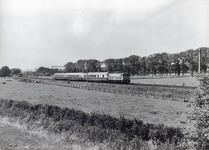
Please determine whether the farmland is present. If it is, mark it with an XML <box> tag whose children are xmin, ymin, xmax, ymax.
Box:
<box><xmin>0</xmin><ymin>77</ymin><xmax>198</xmax><ymax>149</ymax></box>
<box><xmin>131</xmin><ymin>76</ymin><xmax>200</xmax><ymax>87</ymax></box>
<box><xmin>0</xmin><ymin>77</ymin><xmax>196</xmax><ymax>127</ymax></box>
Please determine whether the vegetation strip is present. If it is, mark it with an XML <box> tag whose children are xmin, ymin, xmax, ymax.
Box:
<box><xmin>0</xmin><ymin>99</ymin><xmax>184</xmax><ymax>149</ymax></box>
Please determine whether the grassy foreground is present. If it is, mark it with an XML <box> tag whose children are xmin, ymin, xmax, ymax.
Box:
<box><xmin>0</xmin><ymin>99</ymin><xmax>187</xmax><ymax>150</ymax></box>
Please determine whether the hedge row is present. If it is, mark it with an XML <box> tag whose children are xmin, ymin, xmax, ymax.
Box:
<box><xmin>0</xmin><ymin>99</ymin><xmax>184</xmax><ymax>149</ymax></box>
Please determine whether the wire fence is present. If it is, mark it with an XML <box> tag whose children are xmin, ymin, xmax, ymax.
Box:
<box><xmin>40</xmin><ymin>81</ymin><xmax>190</xmax><ymax>102</ymax></box>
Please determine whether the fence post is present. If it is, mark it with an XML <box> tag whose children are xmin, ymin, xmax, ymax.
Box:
<box><xmin>154</xmin><ymin>92</ymin><xmax>155</xmax><ymax>99</ymax></box>
<box><xmin>163</xmin><ymin>94</ymin><xmax>164</xmax><ymax>100</ymax></box>
<box><xmin>172</xmin><ymin>94</ymin><xmax>173</xmax><ymax>100</ymax></box>
<box><xmin>132</xmin><ymin>90</ymin><xmax>134</xmax><ymax>96</ymax></box>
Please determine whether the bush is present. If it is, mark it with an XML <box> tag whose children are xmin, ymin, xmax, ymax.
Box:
<box><xmin>0</xmin><ymin>99</ymin><xmax>184</xmax><ymax>149</ymax></box>
<box><xmin>189</xmin><ymin>77</ymin><xmax>209</xmax><ymax>149</ymax></box>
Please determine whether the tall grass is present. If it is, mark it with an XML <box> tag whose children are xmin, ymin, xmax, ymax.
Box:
<box><xmin>0</xmin><ymin>99</ymin><xmax>184</xmax><ymax>149</ymax></box>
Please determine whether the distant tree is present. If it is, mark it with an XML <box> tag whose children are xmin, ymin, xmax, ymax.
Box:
<box><xmin>104</xmin><ymin>59</ymin><xmax>114</xmax><ymax>72</ymax></box>
<box><xmin>139</xmin><ymin>57</ymin><xmax>146</xmax><ymax>76</ymax></box>
<box><xmin>0</xmin><ymin>66</ymin><xmax>11</xmax><ymax>77</ymax></box>
<box><xmin>51</xmin><ymin>68</ymin><xmax>59</xmax><ymax>74</ymax></box>
<box><xmin>36</xmin><ymin>67</ymin><xmax>51</xmax><ymax>75</ymax></box>
<box><xmin>200</xmin><ymin>48</ymin><xmax>209</xmax><ymax>73</ymax></box>
<box><xmin>77</xmin><ymin>60</ymin><xmax>86</xmax><ymax>72</ymax></box>
<box><xmin>87</xmin><ymin>59</ymin><xmax>100</xmax><ymax>72</ymax></box>
<box><xmin>64</xmin><ymin>62</ymin><xmax>77</xmax><ymax>72</ymax></box>
<box><xmin>113</xmin><ymin>59</ymin><xmax>124</xmax><ymax>72</ymax></box>
<box><xmin>50</xmin><ymin>47</ymin><xmax>209</xmax><ymax>76</ymax></box>
<box><xmin>10</xmin><ymin>68</ymin><xmax>21</xmax><ymax>76</ymax></box>
<box><xmin>123</xmin><ymin>57</ymin><xmax>131</xmax><ymax>74</ymax></box>
<box><xmin>126</xmin><ymin>55</ymin><xmax>141</xmax><ymax>75</ymax></box>
<box><xmin>176</xmin><ymin>60</ymin><xmax>181</xmax><ymax>76</ymax></box>
<box><xmin>146</xmin><ymin>55</ymin><xmax>156</xmax><ymax>75</ymax></box>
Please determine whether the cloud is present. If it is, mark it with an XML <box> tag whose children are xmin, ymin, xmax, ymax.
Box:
<box><xmin>0</xmin><ymin>0</ymin><xmax>208</xmax><ymax>70</ymax></box>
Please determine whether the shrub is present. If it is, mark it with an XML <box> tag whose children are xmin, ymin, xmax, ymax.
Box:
<box><xmin>0</xmin><ymin>99</ymin><xmax>184</xmax><ymax>149</ymax></box>
<box><xmin>189</xmin><ymin>76</ymin><xmax>209</xmax><ymax>149</ymax></box>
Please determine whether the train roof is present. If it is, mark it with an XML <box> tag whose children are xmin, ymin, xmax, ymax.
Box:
<box><xmin>66</xmin><ymin>72</ymin><xmax>84</xmax><ymax>75</ymax></box>
<box><xmin>54</xmin><ymin>73</ymin><xmax>67</xmax><ymax>75</ymax></box>
<box><xmin>87</xmin><ymin>72</ymin><xmax>108</xmax><ymax>75</ymax></box>
<box><xmin>109</xmin><ymin>72</ymin><xmax>129</xmax><ymax>75</ymax></box>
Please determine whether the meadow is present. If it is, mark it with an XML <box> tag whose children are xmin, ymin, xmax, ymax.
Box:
<box><xmin>130</xmin><ymin>76</ymin><xmax>200</xmax><ymax>87</ymax></box>
<box><xmin>0</xmin><ymin>77</ymin><xmax>198</xmax><ymax>149</ymax></box>
<box><xmin>0</xmin><ymin>77</ymin><xmax>195</xmax><ymax>127</ymax></box>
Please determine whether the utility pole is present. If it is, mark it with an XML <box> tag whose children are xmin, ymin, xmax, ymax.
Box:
<box><xmin>198</xmin><ymin>49</ymin><xmax>201</xmax><ymax>75</ymax></box>
<box><xmin>84</xmin><ymin>62</ymin><xmax>88</xmax><ymax>82</ymax></box>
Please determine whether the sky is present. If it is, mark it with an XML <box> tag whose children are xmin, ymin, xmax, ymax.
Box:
<box><xmin>0</xmin><ymin>0</ymin><xmax>209</xmax><ymax>70</ymax></box>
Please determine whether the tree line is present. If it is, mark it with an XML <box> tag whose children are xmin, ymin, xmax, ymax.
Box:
<box><xmin>0</xmin><ymin>66</ymin><xmax>21</xmax><ymax>77</ymax></box>
<box><xmin>63</xmin><ymin>47</ymin><xmax>209</xmax><ymax>76</ymax></box>
<box><xmin>0</xmin><ymin>47</ymin><xmax>208</xmax><ymax>77</ymax></box>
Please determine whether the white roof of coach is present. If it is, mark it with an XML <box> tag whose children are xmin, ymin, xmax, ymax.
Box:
<box><xmin>87</xmin><ymin>72</ymin><xmax>108</xmax><ymax>75</ymax></box>
<box><xmin>54</xmin><ymin>73</ymin><xmax>67</xmax><ymax>76</ymax></box>
<box><xmin>66</xmin><ymin>72</ymin><xmax>84</xmax><ymax>76</ymax></box>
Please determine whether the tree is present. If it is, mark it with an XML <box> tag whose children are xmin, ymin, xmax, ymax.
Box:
<box><xmin>146</xmin><ymin>55</ymin><xmax>156</xmax><ymax>76</ymax></box>
<box><xmin>77</xmin><ymin>60</ymin><xmax>86</xmax><ymax>72</ymax></box>
<box><xmin>126</xmin><ymin>55</ymin><xmax>141</xmax><ymax>75</ymax></box>
<box><xmin>36</xmin><ymin>67</ymin><xmax>51</xmax><ymax>75</ymax></box>
<box><xmin>104</xmin><ymin>59</ymin><xmax>114</xmax><ymax>72</ymax></box>
<box><xmin>86</xmin><ymin>59</ymin><xmax>100</xmax><ymax>72</ymax></box>
<box><xmin>51</xmin><ymin>68</ymin><xmax>59</xmax><ymax>74</ymax></box>
<box><xmin>64</xmin><ymin>62</ymin><xmax>77</xmax><ymax>72</ymax></box>
<box><xmin>0</xmin><ymin>66</ymin><xmax>11</xmax><ymax>77</ymax></box>
<box><xmin>176</xmin><ymin>60</ymin><xmax>181</xmax><ymax>76</ymax></box>
<box><xmin>113</xmin><ymin>59</ymin><xmax>124</xmax><ymax>72</ymax></box>
<box><xmin>11</xmin><ymin>68</ymin><xmax>21</xmax><ymax>76</ymax></box>
<box><xmin>180</xmin><ymin>59</ymin><xmax>189</xmax><ymax>76</ymax></box>
<box><xmin>188</xmin><ymin>76</ymin><xmax>209</xmax><ymax>149</ymax></box>
<box><xmin>139</xmin><ymin>57</ymin><xmax>146</xmax><ymax>76</ymax></box>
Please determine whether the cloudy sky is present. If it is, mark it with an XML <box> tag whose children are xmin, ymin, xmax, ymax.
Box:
<box><xmin>0</xmin><ymin>0</ymin><xmax>209</xmax><ymax>70</ymax></box>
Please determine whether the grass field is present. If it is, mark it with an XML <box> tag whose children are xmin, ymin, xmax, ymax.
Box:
<box><xmin>0</xmin><ymin>77</ymin><xmax>200</xmax><ymax>149</ymax></box>
<box><xmin>0</xmin><ymin>77</ymin><xmax>194</xmax><ymax>128</ymax></box>
<box><xmin>131</xmin><ymin>76</ymin><xmax>200</xmax><ymax>87</ymax></box>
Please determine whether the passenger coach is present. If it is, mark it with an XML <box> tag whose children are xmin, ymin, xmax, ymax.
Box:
<box><xmin>84</xmin><ymin>72</ymin><xmax>108</xmax><ymax>82</ymax></box>
<box><xmin>108</xmin><ymin>72</ymin><xmax>130</xmax><ymax>83</ymax></box>
<box><xmin>66</xmin><ymin>73</ymin><xmax>84</xmax><ymax>81</ymax></box>
<box><xmin>54</xmin><ymin>73</ymin><xmax>67</xmax><ymax>80</ymax></box>
<box><xmin>53</xmin><ymin>72</ymin><xmax>130</xmax><ymax>83</ymax></box>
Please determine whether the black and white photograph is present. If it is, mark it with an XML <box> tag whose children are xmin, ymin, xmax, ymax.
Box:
<box><xmin>0</xmin><ymin>0</ymin><xmax>208</xmax><ymax>149</ymax></box>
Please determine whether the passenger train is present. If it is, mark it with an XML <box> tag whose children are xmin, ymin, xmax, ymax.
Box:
<box><xmin>53</xmin><ymin>72</ymin><xmax>130</xmax><ymax>83</ymax></box>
